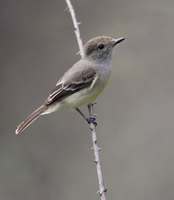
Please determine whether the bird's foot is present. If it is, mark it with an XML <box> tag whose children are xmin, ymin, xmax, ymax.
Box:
<box><xmin>87</xmin><ymin>117</ymin><xmax>97</xmax><ymax>126</ymax></box>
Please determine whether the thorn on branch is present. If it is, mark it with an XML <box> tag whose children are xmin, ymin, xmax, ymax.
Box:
<box><xmin>97</xmin><ymin>189</ymin><xmax>108</xmax><ymax>196</ymax></box>
<box><xmin>104</xmin><ymin>189</ymin><xmax>108</xmax><ymax>193</ymax></box>
<box><xmin>76</xmin><ymin>51</ymin><xmax>80</xmax><ymax>55</ymax></box>
<box><xmin>64</xmin><ymin>7</ymin><xmax>69</xmax><ymax>11</ymax></box>
<box><xmin>89</xmin><ymin>147</ymin><xmax>102</xmax><ymax>151</ymax></box>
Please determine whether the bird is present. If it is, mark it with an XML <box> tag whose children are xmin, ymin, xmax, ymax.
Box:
<box><xmin>15</xmin><ymin>36</ymin><xmax>124</xmax><ymax>134</ymax></box>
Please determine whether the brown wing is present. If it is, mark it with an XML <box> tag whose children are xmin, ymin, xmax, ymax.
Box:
<box><xmin>45</xmin><ymin>67</ymin><xmax>97</xmax><ymax>106</ymax></box>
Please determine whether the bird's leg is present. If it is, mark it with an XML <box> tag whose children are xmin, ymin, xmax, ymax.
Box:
<box><xmin>76</xmin><ymin>107</ymin><xmax>97</xmax><ymax>126</ymax></box>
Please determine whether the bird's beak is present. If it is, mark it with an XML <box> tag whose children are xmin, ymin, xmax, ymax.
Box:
<box><xmin>112</xmin><ymin>37</ymin><xmax>125</xmax><ymax>47</ymax></box>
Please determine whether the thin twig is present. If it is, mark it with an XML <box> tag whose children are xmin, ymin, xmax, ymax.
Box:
<box><xmin>88</xmin><ymin>103</ymin><xmax>107</xmax><ymax>200</ymax></box>
<box><xmin>65</xmin><ymin>1</ymin><xmax>107</xmax><ymax>199</ymax></box>
<box><xmin>65</xmin><ymin>0</ymin><xmax>85</xmax><ymax>58</ymax></box>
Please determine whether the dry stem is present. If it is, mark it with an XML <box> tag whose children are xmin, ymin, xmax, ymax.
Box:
<box><xmin>65</xmin><ymin>1</ymin><xmax>107</xmax><ymax>199</ymax></box>
<box><xmin>88</xmin><ymin>103</ymin><xmax>107</xmax><ymax>200</ymax></box>
<box><xmin>65</xmin><ymin>0</ymin><xmax>85</xmax><ymax>58</ymax></box>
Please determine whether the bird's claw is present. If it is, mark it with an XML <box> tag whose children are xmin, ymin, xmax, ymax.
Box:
<box><xmin>87</xmin><ymin>117</ymin><xmax>97</xmax><ymax>126</ymax></box>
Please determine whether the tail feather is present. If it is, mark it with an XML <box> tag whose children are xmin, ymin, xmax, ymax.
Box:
<box><xmin>15</xmin><ymin>105</ymin><xmax>47</xmax><ymax>134</ymax></box>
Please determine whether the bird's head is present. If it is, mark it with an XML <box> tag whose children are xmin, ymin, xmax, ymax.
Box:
<box><xmin>84</xmin><ymin>36</ymin><xmax>124</xmax><ymax>62</ymax></box>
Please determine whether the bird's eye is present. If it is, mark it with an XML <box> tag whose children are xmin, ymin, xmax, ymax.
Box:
<box><xmin>97</xmin><ymin>44</ymin><xmax>105</xmax><ymax>50</ymax></box>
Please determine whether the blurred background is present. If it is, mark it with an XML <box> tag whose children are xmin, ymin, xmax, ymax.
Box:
<box><xmin>1</xmin><ymin>0</ymin><xmax>174</xmax><ymax>199</ymax></box>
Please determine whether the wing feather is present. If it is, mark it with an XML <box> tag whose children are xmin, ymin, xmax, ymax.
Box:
<box><xmin>45</xmin><ymin>68</ymin><xmax>97</xmax><ymax>105</ymax></box>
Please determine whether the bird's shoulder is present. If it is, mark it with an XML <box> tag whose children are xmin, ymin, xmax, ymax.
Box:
<box><xmin>60</xmin><ymin>59</ymin><xmax>98</xmax><ymax>85</ymax></box>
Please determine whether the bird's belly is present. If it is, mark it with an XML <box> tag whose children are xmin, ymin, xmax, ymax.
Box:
<box><xmin>63</xmin><ymin>81</ymin><xmax>107</xmax><ymax>108</ymax></box>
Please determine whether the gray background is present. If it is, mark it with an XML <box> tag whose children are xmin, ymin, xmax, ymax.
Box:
<box><xmin>1</xmin><ymin>0</ymin><xmax>174</xmax><ymax>199</ymax></box>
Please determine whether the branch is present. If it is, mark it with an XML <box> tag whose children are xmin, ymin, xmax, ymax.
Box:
<box><xmin>88</xmin><ymin>103</ymin><xmax>107</xmax><ymax>200</ymax></box>
<box><xmin>65</xmin><ymin>1</ymin><xmax>107</xmax><ymax>199</ymax></box>
<box><xmin>65</xmin><ymin>0</ymin><xmax>85</xmax><ymax>58</ymax></box>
